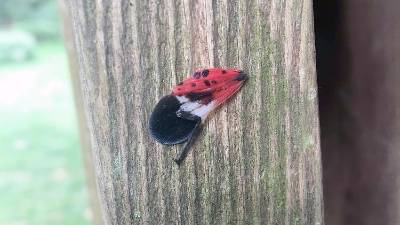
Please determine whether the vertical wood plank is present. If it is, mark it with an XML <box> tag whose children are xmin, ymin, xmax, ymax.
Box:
<box><xmin>58</xmin><ymin>1</ymin><xmax>104</xmax><ymax>224</ymax></box>
<box><xmin>65</xmin><ymin>0</ymin><xmax>323</xmax><ymax>224</ymax></box>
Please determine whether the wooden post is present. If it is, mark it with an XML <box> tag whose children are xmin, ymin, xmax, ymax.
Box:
<box><xmin>65</xmin><ymin>0</ymin><xmax>323</xmax><ymax>224</ymax></box>
<box><xmin>58</xmin><ymin>1</ymin><xmax>104</xmax><ymax>224</ymax></box>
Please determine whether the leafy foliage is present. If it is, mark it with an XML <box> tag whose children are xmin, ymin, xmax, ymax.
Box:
<box><xmin>0</xmin><ymin>0</ymin><xmax>61</xmax><ymax>41</ymax></box>
<box><xmin>0</xmin><ymin>30</ymin><xmax>36</xmax><ymax>63</ymax></box>
<box><xmin>0</xmin><ymin>42</ymin><xmax>91</xmax><ymax>225</ymax></box>
<box><xmin>0</xmin><ymin>0</ymin><xmax>61</xmax><ymax>62</ymax></box>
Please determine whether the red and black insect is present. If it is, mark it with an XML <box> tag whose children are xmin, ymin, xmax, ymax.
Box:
<box><xmin>148</xmin><ymin>68</ymin><xmax>248</xmax><ymax>165</ymax></box>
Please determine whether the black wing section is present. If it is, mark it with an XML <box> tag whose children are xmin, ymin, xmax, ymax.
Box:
<box><xmin>148</xmin><ymin>95</ymin><xmax>200</xmax><ymax>145</ymax></box>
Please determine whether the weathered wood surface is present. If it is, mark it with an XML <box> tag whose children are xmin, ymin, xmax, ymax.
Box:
<box><xmin>59</xmin><ymin>1</ymin><xmax>104</xmax><ymax>224</ymax></box>
<box><xmin>66</xmin><ymin>0</ymin><xmax>323</xmax><ymax>224</ymax></box>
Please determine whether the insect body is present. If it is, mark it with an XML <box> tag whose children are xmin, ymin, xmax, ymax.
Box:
<box><xmin>148</xmin><ymin>68</ymin><xmax>248</xmax><ymax>165</ymax></box>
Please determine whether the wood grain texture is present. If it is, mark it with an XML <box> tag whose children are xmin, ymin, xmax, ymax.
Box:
<box><xmin>58</xmin><ymin>1</ymin><xmax>104</xmax><ymax>224</ymax></box>
<box><xmin>65</xmin><ymin>0</ymin><xmax>323</xmax><ymax>224</ymax></box>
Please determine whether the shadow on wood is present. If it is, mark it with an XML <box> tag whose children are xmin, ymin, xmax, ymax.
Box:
<box><xmin>315</xmin><ymin>0</ymin><xmax>400</xmax><ymax>224</ymax></box>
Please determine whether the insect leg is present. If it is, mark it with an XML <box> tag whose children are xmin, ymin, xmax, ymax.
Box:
<box><xmin>173</xmin><ymin>117</ymin><xmax>202</xmax><ymax>166</ymax></box>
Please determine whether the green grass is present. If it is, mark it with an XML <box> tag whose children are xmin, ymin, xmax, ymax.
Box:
<box><xmin>0</xmin><ymin>41</ymin><xmax>91</xmax><ymax>225</ymax></box>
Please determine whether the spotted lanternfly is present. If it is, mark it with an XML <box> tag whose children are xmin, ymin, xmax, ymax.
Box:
<box><xmin>148</xmin><ymin>68</ymin><xmax>248</xmax><ymax>166</ymax></box>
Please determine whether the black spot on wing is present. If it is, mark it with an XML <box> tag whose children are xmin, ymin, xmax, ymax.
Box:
<box><xmin>201</xmin><ymin>96</ymin><xmax>213</xmax><ymax>105</ymax></box>
<box><xmin>148</xmin><ymin>95</ymin><xmax>199</xmax><ymax>145</ymax></box>
<box><xmin>204</xmin><ymin>80</ymin><xmax>211</xmax><ymax>86</ymax></box>
<box><xmin>193</xmin><ymin>72</ymin><xmax>201</xmax><ymax>79</ymax></box>
<box><xmin>202</xmin><ymin>69</ymin><xmax>209</xmax><ymax>77</ymax></box>
<box><xmin>186</xmin><ymin>91</ymin><xmax>212</xmax><ymax>101</ymax></box>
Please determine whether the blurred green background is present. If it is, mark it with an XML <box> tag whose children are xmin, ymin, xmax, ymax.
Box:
<box><xmin>0</xmin><ymin>0</ymin><xmax>91</xmax><ymax>225</ymax></box>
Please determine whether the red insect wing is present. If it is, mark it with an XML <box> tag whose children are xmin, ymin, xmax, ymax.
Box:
<box><xmin>172</xmin><ymin>68</ymin><xmax>242</xmax><ymax>96</ymax></box>
<box><xmin>148</xmin><ymin>68</ymin><xmax>246</xmax><ymax>165</ymax></box>
<box><xmin>212</xmin><ymin>80</ymin><xmax>244</xmax><ymax>107</ymax></box>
